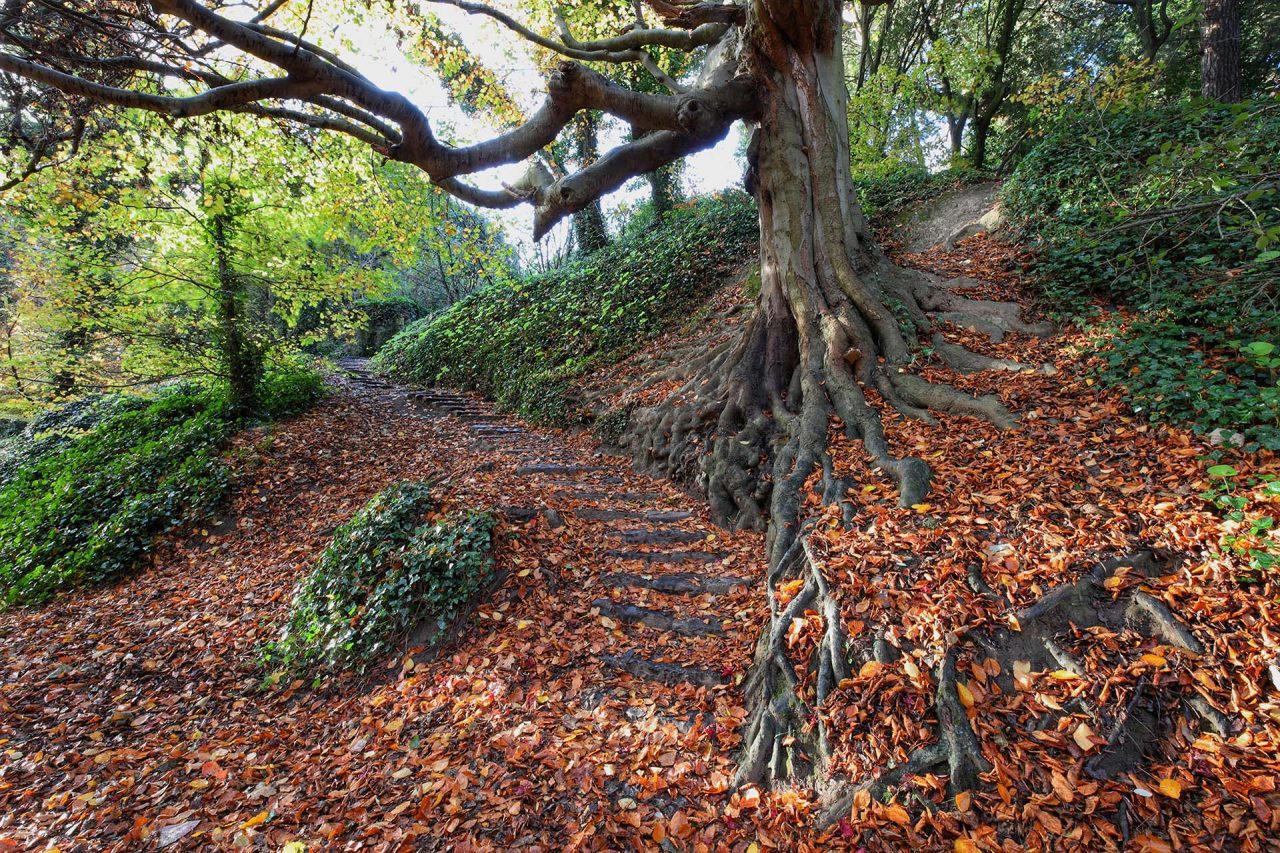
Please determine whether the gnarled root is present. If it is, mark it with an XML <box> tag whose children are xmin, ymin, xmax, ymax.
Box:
<box><xmin>737</xmin><ymin>531</ymin><xmax>850</xmax><ymax>786</ymax></box>
<box><xmin>816</xmin><ymin>551</ymin><xmax>1233</xmax><ymax>827</ymax></box>
<box><xmin>614</xmin><ymin>262</ymin><xmax>1021</xmax><ymax>536</ymax></box>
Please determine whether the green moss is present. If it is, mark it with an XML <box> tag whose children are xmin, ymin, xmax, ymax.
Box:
<box><xmin>591</xmin><ymin>406</ymin><xmax>634</xmax><ymax>447</ymax></box>
<box><xmin>373</xmin><ymin>192</ymin><xmax>758</xmax><ymax>425</ymax></box>
<box><xmin>261</xmin><ymin>482</ymin><xmax>495</xmax><ymax>675</ymax></box>
<box><xmin>1003</xmin><ymin>97</ymin><xmax>1280</xmax><ymax>449</ymax></box>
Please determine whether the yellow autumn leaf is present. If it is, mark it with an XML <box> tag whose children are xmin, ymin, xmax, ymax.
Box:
<box><xmin>859</xmin><ymin>660</ymin><xmax>883</xmax><ymax>678</ymax></box>
<box><xmin>1158</xmin><ymin>777</ymin><xmax>1182</xmax><ymax>798</ymax></box>
<box><xmin>911</xmin><ymin>502</ymin><xmax>932</xmax><ymax>513</ymax></box>
<box><xmin>242</xmin><ymin>811</ymin><xmax>269</xmax><ymax>829</ymax></box>
<box><xmin>1073</xmin><ymin>722</ymin><xmax>1098</xmax><ymax>752</ymax></box>
<box><xmin>1141</xmin><ymin>653</ymin><xmax>1167</xmax><ymax>667</ymax></box>
<box><xmin>282</xmin><ymin>843</ymin><xmax>307</xmax><ymax>853</ymax></box>
<box><xmin>902</xmin><ymin>658</ymin><xmax>920</xmax><ymax>679</ymax></box>
<box><xmin>746</xmin><ymin>844</ymin><xmax>760</xmax><ymax>853</ymax></box>
<box><xmin>1050</xmin><ymin>669</ymin><xmax>1079</xmax><ymax>680</ymax></box>
<box><xmin>955</xmin><ymin>840</ymin><xmax>980</xmax><ymax>853</ymax></box>
<box><xmin>956</xmin><ymin>681</ymin><xmax>975</xmax><ymax>708</ymax></box>
<box><xmin>882</xmin><ymin>802</ymin><xmax>911</xmax><ymax>825</ymax></box>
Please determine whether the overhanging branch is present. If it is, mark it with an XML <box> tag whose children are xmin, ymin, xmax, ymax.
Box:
<box><xmin>0</xmin><ymin>0</ymin><xmax>752</xmax><ymax>238</ymax></box>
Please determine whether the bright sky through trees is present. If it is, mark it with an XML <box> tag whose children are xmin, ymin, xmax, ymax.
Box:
<box><xmin>337</xmin><ymin>3</ymin><xmax>745</xmax><ymax>257</ymax></box>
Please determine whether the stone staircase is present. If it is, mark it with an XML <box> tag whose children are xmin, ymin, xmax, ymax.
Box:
<box><xmin>335</xmin><ymin>357</ymin><xmax>760</xmax><ymax>697</ymax></box>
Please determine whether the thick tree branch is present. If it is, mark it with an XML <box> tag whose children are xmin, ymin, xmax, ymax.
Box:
<box><xmin>0</xmin><ymin>52</ymin><xmax>319</xmax><ymax>117</ymax></box>
<box><xmin>1</xmin><ymin>0</ymin><xmax>752</xmax><ymax>236</ymax></box>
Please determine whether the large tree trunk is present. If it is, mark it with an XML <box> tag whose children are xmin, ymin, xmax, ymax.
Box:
<box><xmin>617</xmin><ymin>0</ymin><xmax>1020</xmax><ymax>540</ymax></box>
<box><xmin>1201</xmin><ymin>0</ymin><xmax>1242</xmax><ymax>101</ymax></box>
<box><xmin>595</xmin><ymin>0</ymin><xmax>1084</xmax><ymax>800</ymax></box>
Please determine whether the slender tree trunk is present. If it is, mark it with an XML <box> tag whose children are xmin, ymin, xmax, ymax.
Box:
<box><xmin>646</xmin><ymin>165</ymin><xmax>679</xmax><ymax>223</ymax></box>
<box><xmin>970</xmin><ymin>113</ymin><xmax>993</xmax><ymax>171</ymax></box>
<box><xmin>212</xmin><ymin>212</ymin><xmax>259</xmax><ymax>416</ymax></box>
<box><xmin>1135</xmin><ymin>2</ymin><xmax>1159</xmax><ymax>61</ymax></box>
<box><xmin>1201</xmin><ymin>0</ymin><xmax>1242</xmax><ymax>101</ymax></box>
<box><xmin>571</xmin><ymin>111</ymin><xmax>609</xmax><ymax>254</ymax></box>
<box><xmin>631</xmin><ymin>123</ymin><xmax>681</xmax><ymax>223</ymax></box>
<box><xmin>51</xmin><ymin>325</ymin><xmax>88</xmax><ymax>399</ymax></box>
<box><xmin>947</xmin><ymin>112</ymin><xmax>967</xmax><ymax>159</ymax></box>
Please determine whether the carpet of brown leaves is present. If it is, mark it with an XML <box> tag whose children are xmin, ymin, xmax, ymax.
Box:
<box><xmin>1</xmin><ymin>235</ymin><xmax>1277</xmax><ymax>852</ymax></box>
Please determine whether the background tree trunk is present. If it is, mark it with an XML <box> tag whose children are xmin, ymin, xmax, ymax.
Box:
<box><xmin>1201</xmin><ymin>0</ymin><xmax>1242</xmax><ymax>101</ymax></box>
<box><xmin>571</xmin><ymin>111</ymin><xmax>609</xmax><ymax>254</ymax></box>
<box><xmin>212</xmin><ymin>211</ymin><xmax>260</xmax><ymax>416</ymax></box>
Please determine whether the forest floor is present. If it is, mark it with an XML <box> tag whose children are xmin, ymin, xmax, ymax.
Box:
<box><xmin>2</xmin><ymin>220</ymin><xmax>1279</xmax><ymax>851</ymax></box>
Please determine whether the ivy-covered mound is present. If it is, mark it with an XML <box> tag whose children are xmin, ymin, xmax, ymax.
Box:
<box><xmin>1002</xmin><ymin>97</ymin><xmax>1280</xmax><ymax>450</ymax></box>
<box><xmin>373</xmin><ymin>192</ymin><xmax>757</xmax><ymax>424</ymax></box>
<box><xmin>262</xmin><ymin>482</ymin><xmax>495</xmax><ymax>675</ymax></box>
<box><xmin>0</xmin><ymin>365</ymin><xmax>326</xmax><ymax>607</ymax></box>
<box><xmin>851</xmin><ymin>164</ymin><xmax>982</xmax><ymax>222</ymax></box>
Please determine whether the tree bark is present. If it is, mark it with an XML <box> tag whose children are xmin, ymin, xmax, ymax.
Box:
<box><xmin>212</xmin><ymin>210</ymin><xmax>260</xmax><ymax>417</ymax></box>
<box><xmin>1201</xmin><ymin>0</ymin><xmax>1242</xmax><ymax>102</ymax></box>
<box><xmin>571</xmin><ymin>111</ymin><xmax>609</xmax><ymax>254</ymax></box>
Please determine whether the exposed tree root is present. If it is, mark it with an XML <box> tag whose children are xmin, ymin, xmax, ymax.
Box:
<box><xmin>812</xmin><ymin>550</ymin><xmax>1232</xmax><ymax>827</ymax></box>
<box><xmin>607</xmin><ymin>260</ymin><xmax>1026</xmax><ymax>537</ymax></box>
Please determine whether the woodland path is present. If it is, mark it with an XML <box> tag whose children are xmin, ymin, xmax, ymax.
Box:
<box><xmin>337</xmin><ymin>355</ymin><xmax>767</xmax><ymax>691</ymax></box>
<box><xmin>0</xmin><ymin>355</ymin><xmax>767</xmax><ymax>851</ymax></box>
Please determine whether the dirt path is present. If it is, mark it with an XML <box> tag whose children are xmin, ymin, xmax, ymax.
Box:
<box><xmin>0</xmin><ymin>362</ymin><xmax>766</xmax><ymax>851</ymax></box>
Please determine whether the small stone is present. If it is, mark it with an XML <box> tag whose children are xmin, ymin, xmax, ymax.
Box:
<box><xmin>158</xmin><ymin>820</ymin><xmax>201</xmax><ymax>848</ymax></box>
<box><xmin>985</xmin><ymin>542</ymin><xmax>1015</xmax><ymax>558</ymax></box>
<box><xmin>1208</xmin><ymin>428</ymin><xmax>1245</xmax><ymax>448</ymax></box>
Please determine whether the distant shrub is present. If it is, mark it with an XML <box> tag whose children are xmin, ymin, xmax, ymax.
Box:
<box><xmin>1003</xmin><ymin>97</ymin><xmax>1280</xmax><ymax>449</ymax></box>
<box><xmin>0</xmin><ymin>387</ymin><xmax>231</xmax><ymax>606</ymax></box>
<box><xmin>374</xmin><ymin>192</ymin><xmax>758</xmax><ymax>424</ymax></box>
<box><xmin>261</xmin><ymin>482</ymin><xmax>495</xmax><ymax>674</ymax></box>
<box><xmin>256</xmin><ymin>358</ymin><xmax>328</xmax><ymax>419</ymax></box>
<box><xmin>0</xmin><ymin>363</ymin><xmax>326</xmax><ymax>606</ymax></box>
<box><xmin>852</xmin><ymin>164</ymin><xmax>983</xmax><ymax>222</ymax></box>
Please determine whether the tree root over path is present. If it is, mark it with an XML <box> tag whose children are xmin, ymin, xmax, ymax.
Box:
<box><xmin>582</xmin><ymin>255</ymin><xmax>1229</xmax><ymax>828</ymax></box>
<box><xmin>746</xmin><ymin>538</ymin><xmax>1233</xmax><ymax>830</ymax></box>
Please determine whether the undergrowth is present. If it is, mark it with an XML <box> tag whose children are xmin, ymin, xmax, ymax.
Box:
<box><xmin>261</xmin><ymin>482</ymin><xmax>495</xmax><ymax>676</ymax></box>
<box><xmin>852</xmin><ymin>164</ymin><xmax>984</xmax><ymax>222</ymax></box>
<box><xmin>0</xmin><ymin>363</ymin><xmax>327</xmax><ymax>607</ymax></box>
<box><xmin>373</xmin><ymin>192</ymin><xmax>758</xmax><ymax>424</ymax></box>
<box><xmin>1200</xmin><ymin>464</ymin><xmax>1280</xmax><ymax>583</ymax></box>
<box><xmin>1003</xmin><ymin>97</ymin><xmax>1280</xmax><ymax>450</ymax></box>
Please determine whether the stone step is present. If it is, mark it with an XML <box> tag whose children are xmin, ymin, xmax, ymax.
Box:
<box><xmin>561</xmin><ymin>490</ymin><xmax>663</xmax><ymax>503</ymax></box>
<box><xmin>606</xmin><ymin>549</ymin><xmax>728</xmax><ymax>565</ymax></box>
<box><xmin>472</xmin><ymin>425</ymin><xmax>525</xmax><ymax>434</ymax></box>
<box><xmin>614</xmin><ymin>529</ymin><xmax>706</xmax><ymax>545</ymax></box>
<box><xmin>573</xmin><ymin>508</ymin><xmax>693</xmax><ymax>522</ymax></box>
<box><xmin>601</xmin><ymin>571</ymin><xmax>750</xmax><ymax>596</ymax></box>
<box><xmin>497</xmin><ymin>507</ymin><xmax>564</xmax><ymax>527</ymax></box>
<box><xmin>593</xmin><ymin>599</ymin><xmax>723</xmax><ymax>636</ymax></box>
<box><xmin>517</xmin><ymin>464</ymin><xmax>612</xmax><ymax>476</ymax></box>
<box><xmin>600</xmin><ymin>652</ymin><xmax>725</xmax><ymax>687</ymax></box>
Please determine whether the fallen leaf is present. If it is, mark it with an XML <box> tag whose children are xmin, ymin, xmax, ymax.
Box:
<box><xmin>1073</xmin><ymin>722</ymin><xmax>1099</xmax><ymax>752</ymax></box>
